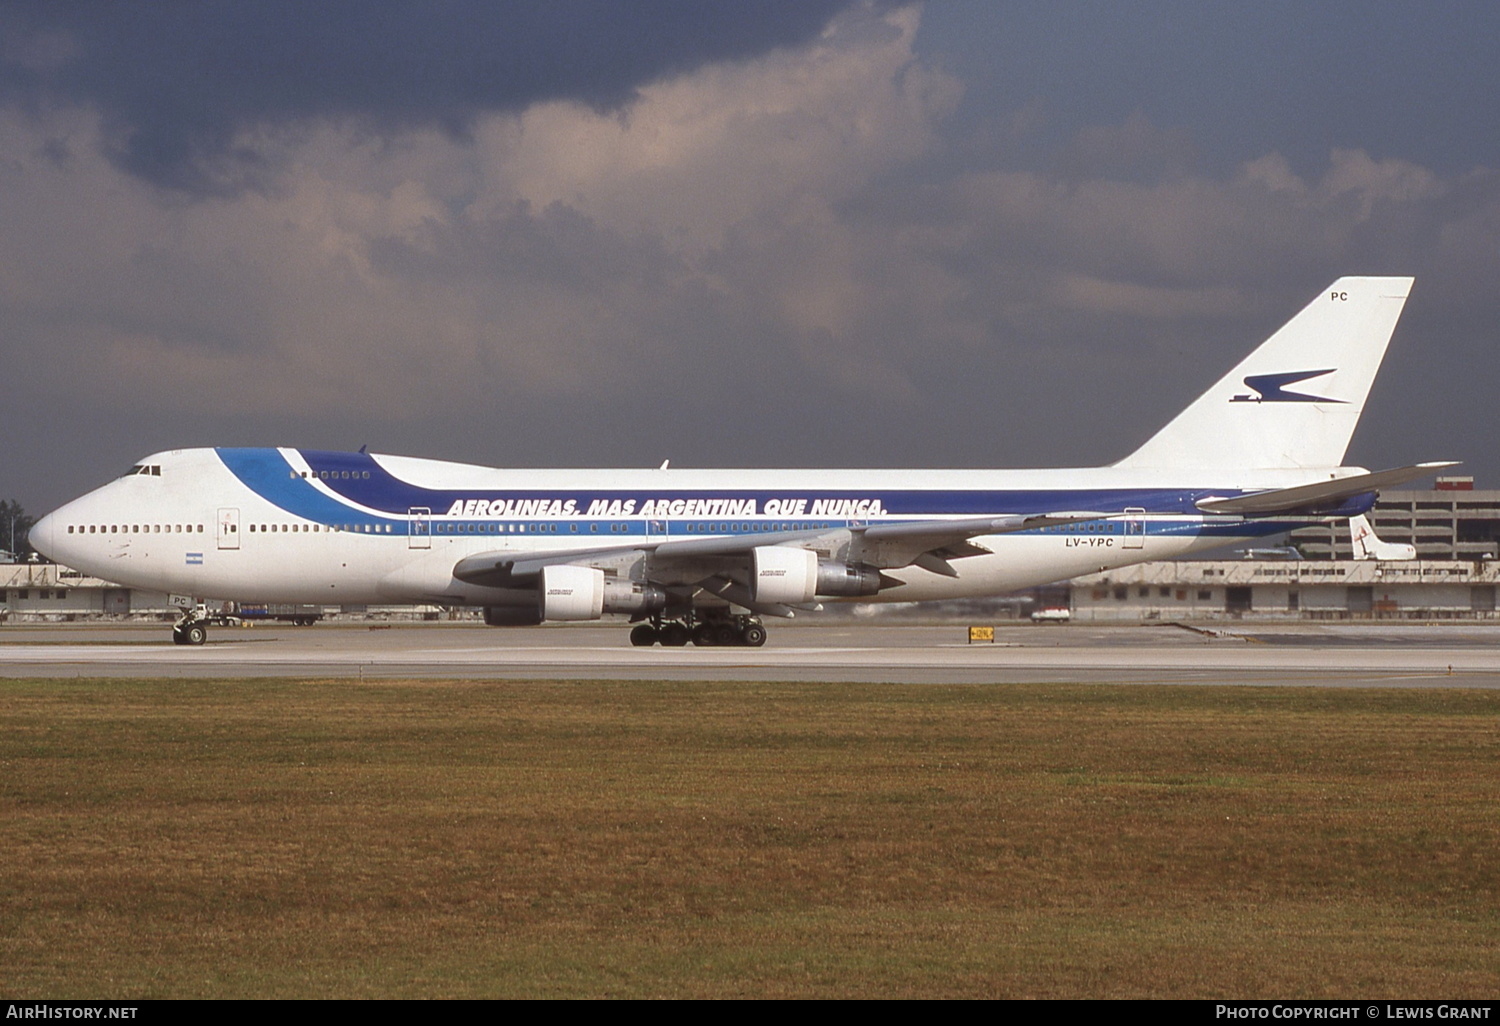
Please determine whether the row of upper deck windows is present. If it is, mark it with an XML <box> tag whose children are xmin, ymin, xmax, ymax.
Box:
<box><xmin>68</xmin><ymin>524</ymin><xmax>202</xmax><ymax>534</ymax></box>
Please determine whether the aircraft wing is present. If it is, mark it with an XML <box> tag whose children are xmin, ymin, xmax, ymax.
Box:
<box><xmin>1194</xmin><ymin>462</ymin><xmax>1459</xmax><ymax>515</ymax></box>
<box><xmin>451</xmin><ymin>510</ymin><xmax>1112</xmax><ymax>589</ymax></box>
<box><xmin>848</xmin><ymin>512</ymin><xmax>1111</xmax><ymax>577</ymax></box>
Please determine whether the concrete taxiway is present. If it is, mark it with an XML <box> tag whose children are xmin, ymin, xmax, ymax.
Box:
<box><xmin>4</xmin><ymin>620</ymin><xmax>1500</xmax><ymax>686</ymax></box>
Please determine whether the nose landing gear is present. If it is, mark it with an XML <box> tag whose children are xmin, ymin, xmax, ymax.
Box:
<box><xmin>172</xmin><ymin>622</ymin><xmax>208</xmax><ymax>646</ymax></box>
<box><xmin>170</xmin><ymin>603</ymin><xmax>237</xmax><ymax>645</ymax></box>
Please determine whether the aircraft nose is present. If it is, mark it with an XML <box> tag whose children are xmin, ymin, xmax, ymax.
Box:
<box><xmin>29</xmin><ymin>510</ymin><xmax>58</xmax><ymax>561</ymax></box>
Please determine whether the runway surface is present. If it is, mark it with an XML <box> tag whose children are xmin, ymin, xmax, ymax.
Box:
<box><xmin>4</xmin><ymin>620</ymin><xmax>1500</xmax><ymax>685</ymax></box>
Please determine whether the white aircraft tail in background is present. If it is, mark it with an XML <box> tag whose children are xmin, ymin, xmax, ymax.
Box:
<box><xmin>1350</xmin><ymin>514</ymin><xmax>1417</xmax><ymax>560</ymax></box>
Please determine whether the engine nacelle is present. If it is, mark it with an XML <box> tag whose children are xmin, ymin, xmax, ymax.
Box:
<box><xmin>751</xmin><ymin>546</ymin><xmax>818</xmax><ymax>605</ymax></box>
<box><xmin>815</xmin><ymin>561</ymin><xmax>884</xmax><ymax>597</ymax></box>
<box><xmin>540</xmin><ymin>564</ymin><xmax>605</xmax><ymax>620</ymax></box>
<box><xmin>538</xmin><ymin>565</ymin><xmax>667</xmax><ymax>621</ymax></box>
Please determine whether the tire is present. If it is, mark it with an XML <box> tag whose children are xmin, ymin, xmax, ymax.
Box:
<box><xmin>741</xmin><ymin>623</ymin><xmax>767</xmax><ymax>647</ymax></box>
<box><xmin>184</xmin><ymin>624</ymin><xmax>208</xmax><ymax>646</ymax></box>
<box><xmin>629</xmin><ymin>624</ymin><xmax>658</xmax><ymax>647</ymax></box>
<box><xmin>659</xmin><ymin>622</ymin><xmax>690</xmax><ymax>647</ymax></box>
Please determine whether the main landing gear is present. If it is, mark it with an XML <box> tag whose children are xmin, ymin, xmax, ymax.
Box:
<box><xmin>630</xmin><ymin>615</ymin><xmax>768</xmax><ymax>648</ymax></box>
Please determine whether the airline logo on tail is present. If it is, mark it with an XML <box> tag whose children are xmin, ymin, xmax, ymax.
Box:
<box><xmin>1230</xmin><ymin>369</ymin><xmax>1345</xmax><ymax>404</ymax></box>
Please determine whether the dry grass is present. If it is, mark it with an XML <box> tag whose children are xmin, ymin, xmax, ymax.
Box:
<box><xmin>2</xmin><ymin>678</ymin><xmax>1498</xmax><ymax>998</ymax></box>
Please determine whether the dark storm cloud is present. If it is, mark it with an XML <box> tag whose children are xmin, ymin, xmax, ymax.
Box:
<box><xmin>5</xmin><ymin>2</ymin><xmax>1499</xmax><ymax>520</ymax></box>
<box><xmin>0</xmin><ymin>0</ymin><xmax>852</xmax><ymax>192</ymax></box>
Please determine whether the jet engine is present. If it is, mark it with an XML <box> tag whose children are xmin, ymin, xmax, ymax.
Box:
<box><xmin>750</xmin><ymin>546</ymin><xmax>818</xmax><ymax>604</ymax></box>
<box><xmin>749</xmin><ymin>547</ymin><xmax>886</xmax><ymax>602</ymax></box>
<box><xmin>538</xmin><ymin>564</ymin><xmax>667</xmax><ymax>621</ymax></box>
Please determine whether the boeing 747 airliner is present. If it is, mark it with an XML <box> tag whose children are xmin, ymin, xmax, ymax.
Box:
<box><xmin>30</xmin><ymin>277</ymin><xmax>1452</xmax><ymax>646</ymax></box>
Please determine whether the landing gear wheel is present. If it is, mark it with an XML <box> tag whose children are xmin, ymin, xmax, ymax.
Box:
<box><xmin>659</xmin><ymin>622</ymin><xmax>690</xmax><ymax>647</ymax></box>
<box><xmin>630</xmin><ymin>624</ymin><xmax>659</xmax><ymax>647</ymax></box>
<box><xmin>741</xmin><ymin>623</ymin><xmax>767</xmax><ymax>647</ymax></box>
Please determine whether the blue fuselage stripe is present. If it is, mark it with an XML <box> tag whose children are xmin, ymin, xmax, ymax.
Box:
<box><xmin>215</xmin><ymin>448</ymin><xmax>1374</xmax><ymax>538</ymax></box>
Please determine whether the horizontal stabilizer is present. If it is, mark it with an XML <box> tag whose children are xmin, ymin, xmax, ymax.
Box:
<box><xmin>1195</xmin><ymin>462</ymin><xmax>1458</xmax><ymax>515</ymax></box>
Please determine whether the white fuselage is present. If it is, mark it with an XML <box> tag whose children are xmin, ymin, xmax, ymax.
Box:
<box><xmin>31</xmin><ymin>447</ymin><xmax>1353</xmax><ymax>609</ymax></box>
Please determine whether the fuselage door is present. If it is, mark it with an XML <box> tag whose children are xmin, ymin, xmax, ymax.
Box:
<box><xmin>409</xmin><ymin>507</ymin><xmax>431</xmax><ymax>549</ymax></box>
<box><xmin>1123</xmin><ymin>508</ymin><xmax>1146</xmax><ymax>549</ymax></box>
<box><xmin>217</xmin><ymin>508</ymin><xmax>240</xmax><ymax>550</ymax></box>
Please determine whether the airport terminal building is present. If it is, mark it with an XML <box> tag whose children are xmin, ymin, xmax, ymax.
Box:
<box><xmin>0</xmin><ymin>562</ymin><xmax>173</xmax><ymax>620</ymax></box>
<box><xmin>1069</xmin><ymin>557</ymin><xmax>1499</xmax><ymax>622</ymax></box>
<box><xmin>1070</xmin><ymin>480</ymin><xmax>1500</xmax><ymax>622</ymax></box>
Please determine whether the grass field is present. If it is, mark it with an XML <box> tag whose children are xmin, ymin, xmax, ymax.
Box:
<box><xmin>2</xmin><ymin>678</ymin><xmax>1498</xmax><ymax>998</ymax></box>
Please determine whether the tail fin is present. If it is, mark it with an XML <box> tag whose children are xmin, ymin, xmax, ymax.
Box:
<box><xmin>1350</xmin><ymin>514</ymin><xmax>1416</xmax><ymax>561</ymax></box>
<box><xmin>1116</xmin><ymin>277</ymin><xmax>1414</xmax><ymax>470</ymax></box>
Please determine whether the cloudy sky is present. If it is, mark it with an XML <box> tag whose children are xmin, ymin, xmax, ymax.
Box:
<box><xmin>4</xmin><ymin>0</ymin><xmax>1497</xmax><ymax>515</ymax></box>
